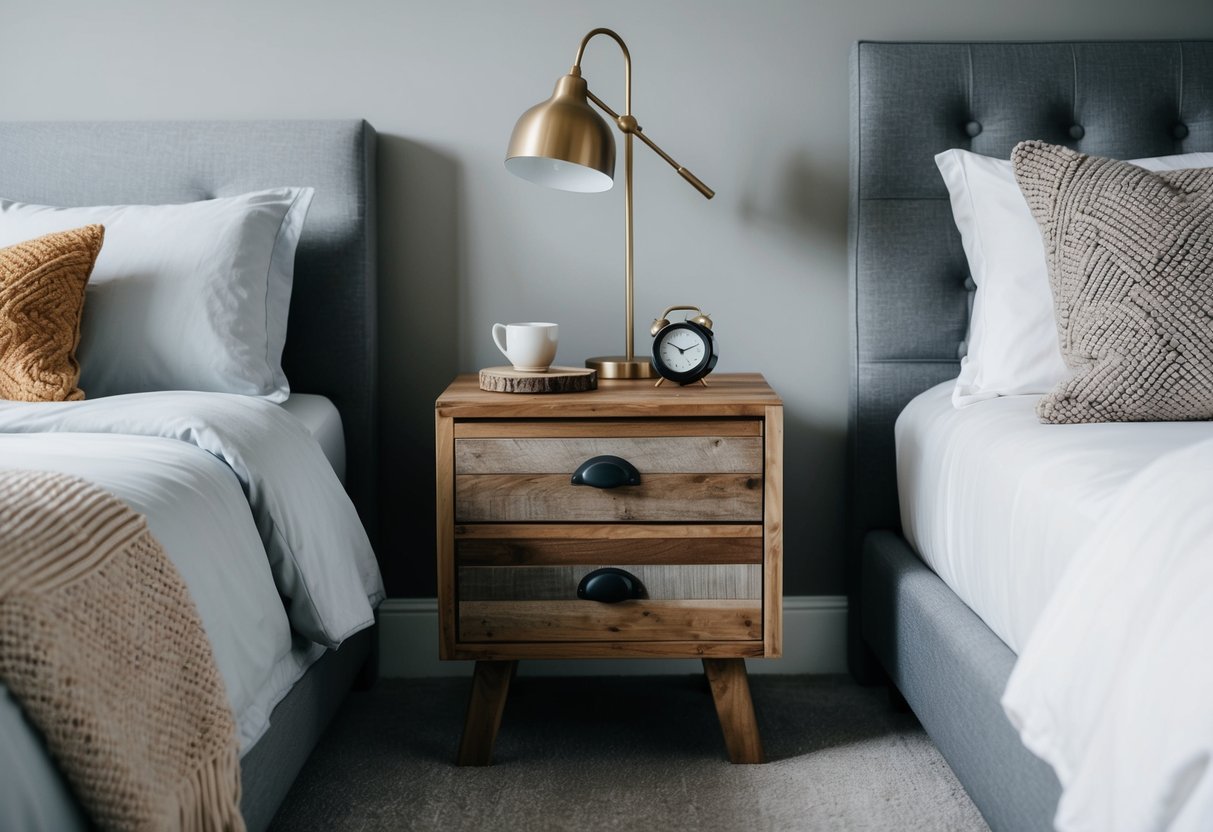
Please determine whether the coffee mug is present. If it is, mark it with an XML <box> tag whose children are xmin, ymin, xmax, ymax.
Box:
<box><xmin>492</xmin><ymin>322</ymin><xmax>558</xmax><ymax>372</ymax></box>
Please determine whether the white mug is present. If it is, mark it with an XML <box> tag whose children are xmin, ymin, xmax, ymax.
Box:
<box><xmin>492</xmin><ymin>322</ymin><xmax>558</xmax><ymax>372</ymax></box>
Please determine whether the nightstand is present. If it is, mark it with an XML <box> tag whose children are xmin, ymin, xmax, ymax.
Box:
<box><xmin>434</xmin><ymin>373</ymin><xmax>783</xmax><ymax>765</ymax></box>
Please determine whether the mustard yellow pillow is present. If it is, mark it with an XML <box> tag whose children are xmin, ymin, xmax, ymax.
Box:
<box><xmin>0</xmin><ymin>225</ymin><xmax>104</xmax><ymax>402</ymax></box>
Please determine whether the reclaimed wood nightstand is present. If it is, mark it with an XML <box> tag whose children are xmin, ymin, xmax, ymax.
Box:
<box><xmin>435</xmin><ymin>373</ymin><xmax>783</xmax><ymax>765</ymax></box>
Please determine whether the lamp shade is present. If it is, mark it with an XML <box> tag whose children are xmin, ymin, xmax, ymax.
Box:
<box><xmin>505</xmin><ymin>73</ymin><xmax>615</xmax><ymax>193</ymax></box>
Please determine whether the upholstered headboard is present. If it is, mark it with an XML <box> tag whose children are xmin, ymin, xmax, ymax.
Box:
<box><xmin>847</xmin><ymin>41</ymin><xmax>1213</xmax><ymax>668</ymax></box>
<box><xmin>0</xmin><ymin>120</ymin><xmax>378</xmax><ymax>539</ymax></box>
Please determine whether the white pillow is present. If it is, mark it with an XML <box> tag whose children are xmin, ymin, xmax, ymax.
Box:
<box><xmin>0</xmin><ymin>188</ymin><xmax>314</xmax><ymax>402</ymax></box>
<box><xmin>935</xmin><ymin>148</ymin><xmax>1213</xmax><ymax>408</ymax></box>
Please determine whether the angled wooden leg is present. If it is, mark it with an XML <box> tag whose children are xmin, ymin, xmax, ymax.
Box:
<box><xmin>456</xmin><ymin>660</ymin><xmax>516</xmax><ymax>766</ymax></box>
<box><xmin>703</xmin><ymin>658</ymin><xmax>765</xmax><ymax>764</ymax></box>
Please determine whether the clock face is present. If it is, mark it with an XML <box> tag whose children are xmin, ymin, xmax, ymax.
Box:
<box><xmin>652</xmin><ymin>321</ymin><xmax>717</xmax><ymax>384</ymax></box>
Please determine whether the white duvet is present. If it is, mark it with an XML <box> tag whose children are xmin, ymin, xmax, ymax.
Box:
<box><xmin>1002</xmin><ymin>436</ymin><xmax>1213</xmax><ymax>832</ymax></box>
<box><xmin>0</xmin><ymin>391</ymin><xmax>384</xmax><ymax>750</ymax></box>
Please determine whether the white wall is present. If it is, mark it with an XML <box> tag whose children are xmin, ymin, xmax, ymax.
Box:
<box><xmin>3</xmin><ymin>1</ymin><xmax>1211</xmax><ymax>596</ymax></box>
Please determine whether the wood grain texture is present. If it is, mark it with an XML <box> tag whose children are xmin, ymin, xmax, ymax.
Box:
<box><xmin>437</xmin><ymin>373</ymin><xmax>782</xmax><ymax>419</ymax></box>
<box><xmin>456</xmin><ymin>531</ymin><xmax>763</xmax><ymax>567</ymax></box>
<box><xmin>436</xmin><ymin>411</ymin><xmax>457</xmax><ymax>658</ymax></box>
<box><xmin>458</xmin><ymin>564</ymin><xmax>762</xmax><ymax>601</ymax></box>
<box><xmin>455</xmin><ymin>523</ymin><xmax>763</xmax><ymax>540</ymax></box>
<box><xmin>456</xmin><ymin>660</ymin><xmax>516</xmax><ymax>766</ymax></box>
<box><xmin>478</xmin><ymin>366</ymin><xmax>596</xmax><ymax>394</ymax></box>
<box><xmin>763</xmin><ymin>404</ymin><xmax>784</xmax><ymax>658</ymax></box>
<box><xmin>455</xmin><ymin>436</ymin><xmax>761</xmax><ymax>475</ymax></box>
<box><xmin>435</xmin><ymin>373</ymin><xmax>782</xmax><ymax>668</ymax></box>
<box><xmin>455</xmin><ymin>473</ymin><xmax>762</xmax><ymax>522</ymax></box>
<box><xmin>445</xmin><ymin>640</ymin><xmax>767</xmax><ymax>661</ymax></box>
<box><xmin>455</xmin><ymin>420</ymin><xmax>762</xmax><ymax>438</ymax></box>
<box><xmin>703</xmin><ymin>658</ymin><xmax>765</xmax><ymax>764</ymax></box>
<box><xmin>458</xmin><ymin>600</ymin><xmax>761</xmax><ymax>642</ymax></box>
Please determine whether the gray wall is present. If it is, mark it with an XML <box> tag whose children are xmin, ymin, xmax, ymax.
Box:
<box><xmin>3</xmin><ymin>1</ymin><xmax>1211</xmax><ymax>598</ymax></box>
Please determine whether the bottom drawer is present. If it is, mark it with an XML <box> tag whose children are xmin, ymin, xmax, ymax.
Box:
<box><xmin>459</xmin><ymin>599</ymin><xmax>761</xmax><ymax>643</ymax></box>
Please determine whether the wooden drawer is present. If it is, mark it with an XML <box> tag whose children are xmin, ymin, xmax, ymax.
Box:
<box><xmin>455</xmin><ymin>524</ymin><xmax>764</xmax><ymax>566</ymax></box>
<box><xmin>459</xmin><ymin>600</ymin><xmax>761</xmax><ymax>643</ymax></box>
<box><xmin>454</xmin><ymin>420</ymin><xmax>762</xmax><ymax>523</ymax></box>
<box><xmin>459</xmin><ymin>564</ymin><xmax>762</xmax><ymax>600</ymax></box>
<box><xmin>455</xmin><ymin>525</ymin><xmax>764</xmax><ymax>643</ymax></box>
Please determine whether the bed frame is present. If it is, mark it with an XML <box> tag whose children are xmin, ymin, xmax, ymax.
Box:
<box><xmin>0</xmin><ymin>120</ymin><xmax>378</xmax><ymax>830</ymax></box>
<box><xmin>848</xmin><ymin>41</ymin><xmax>1213</xmax><ymax>831</ymax></box>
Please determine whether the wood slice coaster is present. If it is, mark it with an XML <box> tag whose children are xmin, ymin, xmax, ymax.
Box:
<box><xmin>479</xmin><ymin>366</ymin><xmax>597</xmax><ymax>394</ymax></box>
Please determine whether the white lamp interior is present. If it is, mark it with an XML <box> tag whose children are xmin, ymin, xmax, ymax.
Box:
<box><xmin>505</xmin><ymin>156</ymin><xmax>613</xmax><ymax>193</ymax></box>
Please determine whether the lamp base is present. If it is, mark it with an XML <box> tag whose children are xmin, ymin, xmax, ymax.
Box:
<box><xmin>586</xmin><ymin>356</ymin><xmax>659</xmax><ymax>379</ymax></box>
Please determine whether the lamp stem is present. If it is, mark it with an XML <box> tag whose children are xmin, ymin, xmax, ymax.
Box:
<box><xmin>578</xmin><ymin>27</ymin><xmax>671</xmax><ymax>379</ymax></box>
<box><xmin>625</xmin><ymin>129</ymin><xmax>634</xmax><ymax>362</ymax></box>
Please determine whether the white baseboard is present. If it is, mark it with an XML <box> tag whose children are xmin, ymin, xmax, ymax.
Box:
<box><xmin>377</xmin><ymin>596</ymin><xmax>847</xmax><ymax>677</ymax></box>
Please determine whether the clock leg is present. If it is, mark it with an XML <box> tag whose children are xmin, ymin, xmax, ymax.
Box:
<box><xmin>654</xmin><ymin>378</ymin><xmax>707</xmax><ymax>388</ymax></box>
<box><xmin>702</xmin><ymin>658</ymin><xmax>765</xmax><ymax>764</ymax></box>
<box><xmin>456</xmin><ymin>660</ymin><xmax>517</xmax><ymax>766</ymax></box>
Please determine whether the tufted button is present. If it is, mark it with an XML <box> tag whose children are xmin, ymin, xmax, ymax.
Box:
<box><xmin>1173</xmin><ymin>123</ymin><xmax>1190</xmax><ymax>140</ymax></box>
<box><xmin>1069</xmin><ymin>124</ymin><xmax>1085</xmax><ymax>140</ymax></box>
<box><xmin>964</xmin><ymin>120</ymin><xmax>982</xmax><ymax>138</ymax></box>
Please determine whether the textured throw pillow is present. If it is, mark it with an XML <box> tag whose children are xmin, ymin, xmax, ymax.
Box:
<box><xmin>0</xmin><ymin>225</ymin><xmax>104</xmax><ymax>402</ymax></box>
<box><xmin>1012</xmin><ymin>141</ymin><xmax>1213</xmax><ymax>424</ymax></box>
<box><xmin>936</xmin><ymin>148</ymin><xmax>1213</xmax><ymax>408</ymax></box>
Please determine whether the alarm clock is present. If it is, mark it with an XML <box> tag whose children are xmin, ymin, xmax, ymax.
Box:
<box><xmin>649</xmin><ymin>305</ymin><xmax>718</xmax><ymax>386</ymax></box>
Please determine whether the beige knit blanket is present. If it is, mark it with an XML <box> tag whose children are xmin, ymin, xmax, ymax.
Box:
<box><xmin>0</xmin><ymin>469</ymin><xmax>245</xmax><ymax>832</ymax></box>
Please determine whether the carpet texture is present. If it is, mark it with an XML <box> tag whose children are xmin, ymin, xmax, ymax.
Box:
<box><xmin>269</xmin><ymin>675</ymin><xmax>988</xmax><ymax>831</ymax></box>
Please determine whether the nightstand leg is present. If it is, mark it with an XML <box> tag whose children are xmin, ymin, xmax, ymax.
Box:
<box><xmin>702</xmin><ymin>658</ymin><xmax>765</xmax><ymax>764</ymax></box>
<box><xmin>456</xmin><ymin>660</ymin><xmax>517</xmax><ymax>766</ymax></box>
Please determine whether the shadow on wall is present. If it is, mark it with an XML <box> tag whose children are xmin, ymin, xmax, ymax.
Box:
<box><xmin>782</xmin><ymin>408</ymin><xmax>846</xmax><ymax>594</ymax></box>
<box><xmin>376</xmin><ymin>135</ymin><xmax>461</xmax><ymax>597</ymax></box>
<box><xmin>735</xmin><ymin>146</ymin><xmax>851</xmax><ymax>596</ymax></box>
<box><xmin>738</xmin><ymin>148</ymin><xmax>849</xmax><ymax>250</ymax></box>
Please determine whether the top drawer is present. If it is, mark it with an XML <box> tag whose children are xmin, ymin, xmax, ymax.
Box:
<box><xmin>454</xmin><ymin>420</ymin><xmax>763</xmax><ymax>522</ymax></box>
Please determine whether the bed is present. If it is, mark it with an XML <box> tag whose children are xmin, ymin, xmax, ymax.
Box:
<box><xmin>848</xmin><ymin>42</ymin><xmax>1213</xmax><ymax>831</ymax></box>
<box><xmin>0</xmin><ymin>120</ymin><xmax>380</xmax><ymax>831</ymax></box>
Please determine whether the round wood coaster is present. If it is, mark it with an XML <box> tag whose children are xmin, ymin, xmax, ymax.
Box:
<box><xmin>479</xmin><ymin>366</ymin><xmax>597</xmax><ymax>394</ymax></box>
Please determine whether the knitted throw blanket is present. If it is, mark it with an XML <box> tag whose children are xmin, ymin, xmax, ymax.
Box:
<box><xmin>0</xmin><ymin>470</ymin><xmax>244</xmax><ymax>832</ymax></box>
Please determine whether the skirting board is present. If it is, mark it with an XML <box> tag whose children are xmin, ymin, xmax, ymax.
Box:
<box><xmin>377</xmin><ymin>596</ymin><xmax>847</xmax><ymax>677</ymax></box>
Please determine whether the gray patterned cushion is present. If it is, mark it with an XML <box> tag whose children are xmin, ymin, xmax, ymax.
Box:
<box><xmin>1012</xmin><ymin>140</ymin><xmax>1213</xmax><ymax>424</ymax></box>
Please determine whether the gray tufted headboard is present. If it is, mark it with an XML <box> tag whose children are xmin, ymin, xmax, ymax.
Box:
<box><xmin>847</xmin><ymin>41</ymin><xmax>1213</xmax><ymax>670</ymax></box>
<box><xmin>0</xmin><ymin>120</ymin><xmax>378</xmax><ymax>541</ymax></box>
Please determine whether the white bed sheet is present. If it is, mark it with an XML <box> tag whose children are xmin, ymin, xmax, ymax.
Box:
<box><xmin>0</xmin><ymin>391</ymin><xmax>383</xmax><ymax>647</ymax></box>
<box><xmin>279</xmin><ymin>393</ymin><xmax>345</xmax><ymax>483</ymax></box>
<box><xmin>895</xmin><ymin>380</ymin><xmax>1213</xmax><ymax>653</ymax></box>
<box><xmin>1002</xmin><ymin>435</ymin><xmax>1213</xmax><ymax>832</ymax></box>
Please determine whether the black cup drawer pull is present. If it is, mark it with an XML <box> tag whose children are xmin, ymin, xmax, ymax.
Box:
<box><xmin>577</xmin><ymin>568</ymin><xmax>644</xmax><ymax>603</ymax></box>
<box><xmin>570</xmin><ymin>455</ymin><xmax>641</xmax><ymax>489</ymax></box>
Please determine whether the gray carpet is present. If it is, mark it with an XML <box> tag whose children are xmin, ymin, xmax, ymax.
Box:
<box><xmin>268</xmin><ymin>674</ymin><xmax>989</xmax><ymax>831</ymax></box>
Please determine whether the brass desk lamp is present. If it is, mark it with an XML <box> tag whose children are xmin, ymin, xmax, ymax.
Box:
<box><xmin>505</xmin><ymin>27</ymin><xmax>714</xmax><ymax>379</ymax></box>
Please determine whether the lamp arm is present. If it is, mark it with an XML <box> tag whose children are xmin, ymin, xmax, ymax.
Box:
<box><xmin>574</xmin><ymin>28</ymin><xmax>713</xmax><ymax>200</ymax></box>
<box><xmin>585</xmin><ymin>90</ymin><xmax>715</xmax><ymax>200</ymax></box>
<box><xmin>574</xmin><ymin>28</ymin><xmax>715</xmax><ymax>200</ymax></box>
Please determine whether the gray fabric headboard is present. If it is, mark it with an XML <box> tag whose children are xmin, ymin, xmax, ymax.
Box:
<box><xmin>0</xmin><ymin>120</ymin><xmax>378</xmax><ymax>540</ymax></box>
<box><xmin>847</xmin><ymin>41</ymin><xmax>1213</xmax><ymax>670</ymax></box>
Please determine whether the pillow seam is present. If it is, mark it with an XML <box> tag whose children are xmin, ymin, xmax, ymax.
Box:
<box><xmin>956</xmin><ymin>155</ymin><xmax>990</xmax><ymax>391</ymax></box>
<box><xmin>262</xmin><ymin>189</ymin><xmax>304</xmax><ymax>395</ymax></box>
